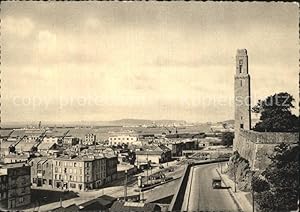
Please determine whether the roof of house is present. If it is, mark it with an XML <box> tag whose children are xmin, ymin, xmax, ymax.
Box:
<box><xmin>0</xmin><ymin>141</ymin><xmax>15</xmax><ymax>149</ymax></box>
<box><xmin>110</xmin><ymin>201</ymin><xmax>160</xmax><ymax>212</ymax></box>
<box><xmin>136</xmin><ymin>151</ymin><xmax>164</xmax><ymax>156</ymax></box>
<box><xmin>51</xmin><ymin>204</ymin><xmax>79</xmax><ymax>212</ymax></box>
<box><xmin>79</xmin><ymin>195</ymin><xmax>116</xmax><ymax>210</ymax></box>
<box><xmin>38</xmin><ymin>141</ymin><xmax>56</xmax><ymax>151</ymax></box>
<box><xmin>15</xmin><ymin>141</ymin><xmax>36</xmax><ymax>152</ymax></box>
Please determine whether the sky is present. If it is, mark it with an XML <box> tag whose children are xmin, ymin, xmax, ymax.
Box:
<box><xmin>1</xmin><ymin>2</ymin><xmax>299</xmax><ymax>123</ymax></box>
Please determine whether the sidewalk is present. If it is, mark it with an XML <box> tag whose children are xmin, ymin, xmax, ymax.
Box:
<box><xmin>216</xmin><ymin>168</ymin><xmax>253</xmax><ymax>212</ymax></box>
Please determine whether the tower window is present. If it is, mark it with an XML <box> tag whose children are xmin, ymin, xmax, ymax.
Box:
<box><xmin>239</xmin><ymin>59</ymin><xmax>243</xmax><ymax>73</ymax></box>
<box><xmin>240</xmin><ymin>124</ymin><xmax>244</xmax><ymax>129</ymax></box>
<box><xmin>240</xmin><ymin>80</ymin><xmax>243</xmax><ymax>87</ymax></box>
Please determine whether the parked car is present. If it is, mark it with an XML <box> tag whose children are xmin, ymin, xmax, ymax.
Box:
<box><xmin>212</xmin><ymin>178</ymin><xmax>222</xmax><ymax>189</ymax></box>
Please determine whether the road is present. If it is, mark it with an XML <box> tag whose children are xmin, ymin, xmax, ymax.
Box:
<box><xmin>183</xmin><ymin>163</ymin><xmax>239</xmax><ymax>211</ymax></box>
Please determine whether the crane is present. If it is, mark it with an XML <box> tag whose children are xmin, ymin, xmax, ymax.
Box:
<box><xmin>9</xmin><ymin>135</ymin><xmax>26</xmax><ymax>153</ymax></box>
<box><xmin>58</xmin><ymin>130</ymin><xmax>70</xmax><ymax>146</ymax></box>
<box><xmin>32</xmin><ymin>129</ymin><xmax>48</xmax><ymax>152</ymax></box>
<box><xmin>163</xmin><ymin>127</ymin><xmax>172</xmax><ymax>134</ymax></box>
<box><xmin>173</xmin><ymin>125</ymin><xmax>178</xmax><ymax>134</ymax></box>
<box><xmin>1</xmin><ymin>129</ymin><xmax>15</xmax><ymax>140</ymax></box>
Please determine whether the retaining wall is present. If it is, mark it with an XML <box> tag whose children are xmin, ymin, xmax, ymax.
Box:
<box><xmin>235</xmin><ymin>129</ymin><xmax>298</xmax><ymax>170</ymax></box>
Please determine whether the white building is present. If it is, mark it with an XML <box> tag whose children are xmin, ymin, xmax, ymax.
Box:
<box><xmin>43</xmin><ymin>136</ymin><xmax>59</xmax><ymax>143</ymax></box>
<box><xmin>108</xmin><ymin>135</ymin><xmax>140</xmax><ymax>146</ymax></box>
<box><xmin>83</xmin><ymin>134</ymin><xmax>96</xmax><ymax>146</ymax></box>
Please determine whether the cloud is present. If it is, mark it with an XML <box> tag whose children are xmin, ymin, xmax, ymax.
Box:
<box><xmin>3</xmin><ymin>16</ymin><xmax>34</xmax><ymax>37</ymax></box>
<box><xmin>1</xmin><ymin>2</ymin><xmax>298</xmax><ymax>122</ymax></box>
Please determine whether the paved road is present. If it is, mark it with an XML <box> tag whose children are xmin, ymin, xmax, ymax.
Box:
<box><xmin>184</xmin><ymin>163</ymin><xmax>239</xmax><ymax>211</ymax></box>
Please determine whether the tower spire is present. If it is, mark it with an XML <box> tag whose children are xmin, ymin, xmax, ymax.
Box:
<box><xmin>234</xmin><ymin>49</ymin><xmax>251</xmax><ymax>149</ymax></box>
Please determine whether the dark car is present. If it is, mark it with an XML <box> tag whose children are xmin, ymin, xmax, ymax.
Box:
<box><xmin>212</xmin><ymin>178</ymin><xmax>222</xmax><ymax>189</ymax></box>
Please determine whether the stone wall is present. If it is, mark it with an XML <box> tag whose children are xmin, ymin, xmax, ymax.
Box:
<box><xmin>234</xmin><ymin>129</ymin><xmax>298</xmax><ymax>170</ymax></box>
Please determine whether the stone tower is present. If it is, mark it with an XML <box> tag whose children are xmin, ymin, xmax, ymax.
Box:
<box><xmin>234</xmin><ymin>49</ymin><xmax>251</xmax><ymax>149</ymax></box>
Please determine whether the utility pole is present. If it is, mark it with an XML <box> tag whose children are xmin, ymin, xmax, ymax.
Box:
<box><xmin>146</xmin><ymin>153</ymin><xmax>148</xmax><ymax>185</ymax></box>
<box><xmin>234</xmin><ymin>163</ymin><xmax>237</xmax><ymax>193</ymax></box>
<box><xmin>124</xmin><ymin>170</ymin><xmax>127</xmax><ymax>201</ymax></box>
<box><xmin>150</xmin><ymin>167</ymin><xmax>153</xmax><ymax>185</ymax></box>
<box><xmin>252</xmin><ymin>171</ymin><xmax>255</xmax><ymax>212</ymax></box>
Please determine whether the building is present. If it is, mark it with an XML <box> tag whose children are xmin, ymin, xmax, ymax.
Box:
<box><xmin>110</xmin><ymin>201</ymin><xmax>161</xmax><ymax>212</ymax></box>
<box><xmin>83</xmin><ymin>134</ymin><xmax>96</xmax><ymax>146</ymax></box>
<box><xmin>52</xmin><ymin>155</ymin><xmax>106</xmax><ymax>191</ymax></box>
<box><xmin>3</xmin><ymin>154</ymin><xmax>30</xmax><ymax>164</ymax></box>
<box><xmin>135</xmin><ymin>145</ymin><xmax>171</xmax><ymax>166</ymax></box>
<box><xmin>0</xmin><ymin>163</ymin><xmax>31</xmax><ymax>210</ymax></box>
<box><xmin>105</xmin><ymin>155</ymin><xmax>118</xmax><ymax>183</ymax></box>
<box><xmin>108</xmin><ymin>135</ymin><xmax>140</xmax><ymax>146</ymax></box>
<box><xmin>30</xmin><ymin>157</ymin><xmax>53</xmax><ymax>189</ymax></box>
<box><xmin>0</xmin><ymin>173</ymin><xmax>8</xmax><ymax>210</ymax></box>
<box><xmin>63</xmin><ymin>136</ymin><xmax>80</xmax><ymax>146</ymax></box>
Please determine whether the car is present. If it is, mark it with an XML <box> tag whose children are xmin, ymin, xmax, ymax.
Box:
<box><xmin>212</xmin><ymin>178</ymin><xmax>222</xmax><ymax>189</ymax></box>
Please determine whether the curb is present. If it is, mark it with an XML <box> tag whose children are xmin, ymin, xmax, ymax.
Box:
<box><xmin>216</xmin><ymin>168</ymin><xmax>243</xmax><ymax>212</ymax></box>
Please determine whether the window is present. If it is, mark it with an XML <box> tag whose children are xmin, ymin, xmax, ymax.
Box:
<box><xmin>240</xmin><ymin>124</ymin><xmax>244</xmax><ymax>129</ymax></box>
<box><xmin>239</xmin><ymin>59</ymin><xmax>243</xmax><ymax>73</ymax></box>
<box><xmin>240</xmin><ymin>80</ymin><xmax>242</xmax><ymax>87</ymax></box>
<box><xmin>70</xmin><ymin>183</ymin><xmax>76</xmax><ymax>188</ymax></box>
<box><xmin>49</xmin><ymin>179</ymin><xmax>52</xmax><ymax>185</ymax></box>
<box><xmin>19</xmin><ymin>197</ymin><xmax>24</xmax><ymax>203</ymax></box>
<box><xmin>43</xmin><ymin>179</ymin><xmax>47</xmax><ymax>184</ymax></box>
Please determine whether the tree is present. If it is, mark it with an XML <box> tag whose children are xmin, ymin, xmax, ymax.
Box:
<box><xmin>252</xmin><ymin>92</ymin><xmax>299</xmax><ymax>132</ymax></box>
<box><xmin>221</xmin><ymin>132</ymin><xmax>234</xmax><ymax>147</ymax></box>
<box><xmin>252</xmin><ymin>143</ymin><xmax>299</xmax><ymax>211</ymax></box>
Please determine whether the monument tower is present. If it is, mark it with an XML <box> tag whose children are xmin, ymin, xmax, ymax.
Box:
<box><xmin>234</xmin><ymin>49</ymin><xmax>251</xmax><ymax>149</ymax></box>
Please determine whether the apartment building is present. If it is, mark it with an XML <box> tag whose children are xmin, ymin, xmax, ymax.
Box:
<box><xmin>52</xmin><ymin>155</ymin><xmax>106</xmax><ymax>191</ymax></box>
<box><xmin>105</xmin><ymin>155</ymin><xmax>118</xmax><ymax>183</ymax></box>
<box><xmin>83</xmin><ymin>134</ymin><xmax>96</xmax><ymax>146</ymax></box>
<box><xmin>0</xmin><ymin>163</ymin><xmax>31</xmax><ymax>210</ymax></box>
<box><xmin>108</xmin><ymin>135</ymin><xmax>140</xmax><ymax>146</ymax></box>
